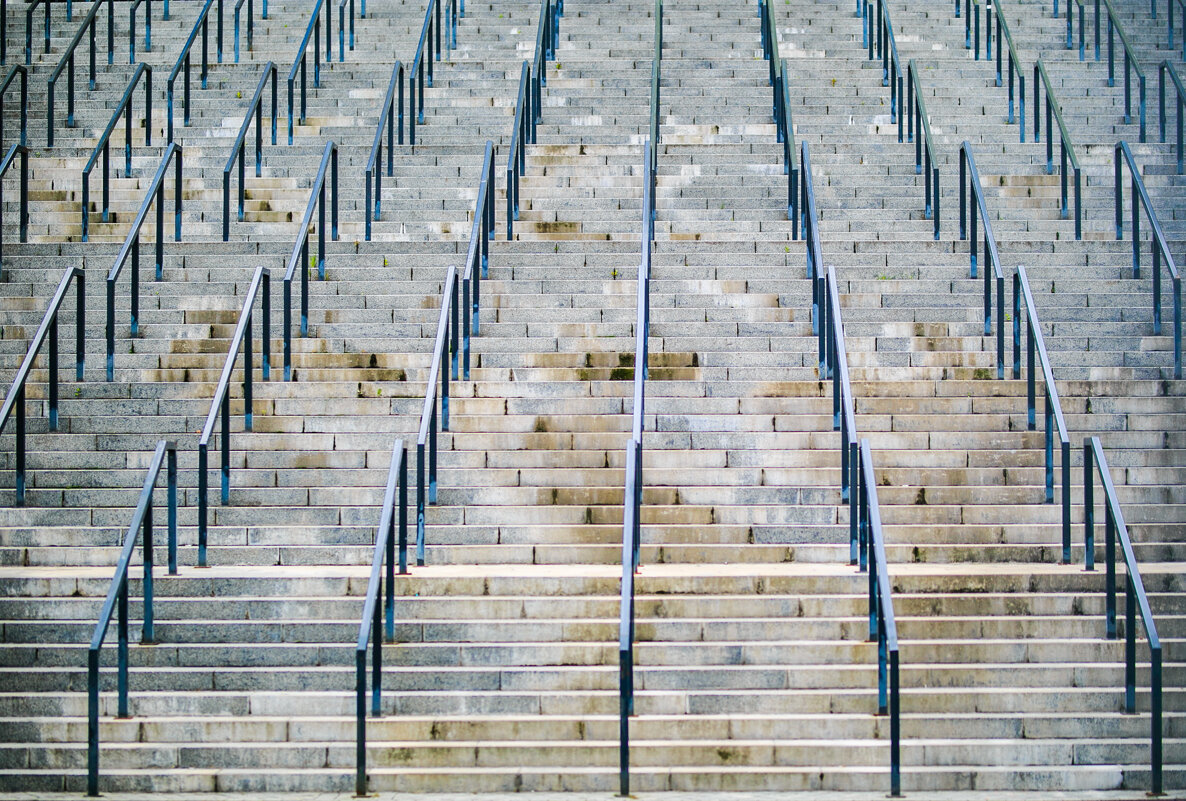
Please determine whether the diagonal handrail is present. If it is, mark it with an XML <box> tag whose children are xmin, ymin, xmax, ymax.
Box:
<box><xmin>282</xmin><ymin>140</ymin><xmax>338</xmax><ymax>379</ymax></box>
<box><xmin>958</xmin><ymin>142</ymin><xmax>1006</xmax><ymax>377</ymax></box>
<box><xmin>285</xmin><ymin>0</ymin><xmax>332</xmax><ymax>144</ymax></box>
<box><xmin>46</xmin><ymin>0</ymin><xmax>115</xmax><ymax>147</ymax></box>
<box><xmin>414</xmin><ymin>141</ymin><xmax>493</xmax><ymax>564</ymax></box>
<box><xmin>0</xmin><ymin>64</ymin><xmax>28</xmax><ymax>151</ymax></box>
<box><xmin>1160</xmin><ymin>61</ymin><xmax>1185</xmax><ymax>174</ymax></box>
<box><xmin>985</xmin><ymin>0</ymin><xmax>1026</xmax><ymax>142</ymax></box>
<box><xmin>233</xmin><ymin>0</ymin><xmax>266</xmax><ymax>62</ymax></box>
<box><xmin>864</xmin><ymin>0</ymin><xmax>904</xmax><ymax>142</ymax></box>
<box><xmin>1033</xmin><ymin>59</ymin><xmax>1082</xmax><ymax>239</ymax></box>
<box><xmin>1099</xmin><ymin>0</ymin><xmax>1147</xmax><ymax>142</ymax></box>
<box><xmin>104</xmin><ymin>141</ymin><xmax>183</xmax><ymax>381</ymax></box>
<box><xmin>1114</xmin><ymin>141</ymin><xmax>1181</xmax><ymax>378</ymax></box>
<box><xmin>759</xmin><ymin>0</ymin><xmax>799</xmax><ymax>232</ymax></box>
<box><xmin>1011</xmin><ymin>265</ymin><xmax>1072</xmax><ymax>561</ymax></box>
<box><xmin>354</xmin><ymin>438</ymin><xmax>409</xmax><ymax>795</ymax></box>
<box><xmin>0</xmin><ymin>141</ymin><xmax>29</xmax><ymax>275</ymax></box>
<box><xmin>197</xmin><ymin>265</ymin><xmax>271</xmax><ymax>567</ymax></box>
<box><xmin>86</xmin><ymin>439</ymin><xmax>177</xmax><ymax>797</ymax></box>
<box><xmin>222</xmin><ymin>61</ymin><xmax>278</xmax><ymax>241</ymax></box>
<box><xmin>166</xmin><ymin>0</ymin><xmax>224</xmax><ymax>143</ymax></box>
<box><xmin>906</xmin><ymin>60</ymin><xmax>940</xmax><ymax>240</ymax></box>
<box><xmin>529</xmin><ymin>0</ymin><xmax>558</xmax><ymax>138</ymax></box>
<box><xmin>364</xmin><ymin>60</ymin><xmax>405</xmax><ymax>240</ymax></box>
<box><xmin>806</xmin><ymin>139</ymin><xmax>900</xmax><ymax>796</ymax></box>
<box><xmin>0</xmin><ymin>265</ymin><xmax>85</xmax><ymax>505</ymax></box>
<box><xmin>1083</xmin><ymin>436</ymin><xmax>1163</xmax><ymax>795</ymax></box>
<box><xmin>408</xmin><ymin>0</ymin><xmax>459</xmax><ymax>147</ymax></box>
<box><xmin>506</xmin><ymin>60</ymin><xmax>531</xmax><ymax>240</ymax></box>
<box><xmin>81</xmin><ymin>62</ymin><xmax>152</xmax><ymax>242</ymax></box>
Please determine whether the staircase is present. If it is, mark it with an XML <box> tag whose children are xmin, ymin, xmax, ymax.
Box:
<box><xmin>0</xmin><ymin>0</ymin><xmax>1182</xmax><ymax>793</ymax></box>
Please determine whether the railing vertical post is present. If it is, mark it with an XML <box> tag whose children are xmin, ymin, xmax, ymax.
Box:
<box><xmin>416</xmin><ymin>442</ymin><xmax>426</xmax><ymax>566</ymax></box>
<box><xmin>141</xmin><ymin>495</ymin><xmax>154</xmax><ymax>643</ymax></box>
<box><xmin>87</xmin><ymin>649</ymin><xmax>99</xmax><ymax>795</ymax></box>
<box><xmin>398</xmin><ymin>442</ymin><xmax>408</xmax><ymax>576</ymax></box>
<box><xmin>1061</xmin><ymin>440</ymin><xmax>1071</xmax><ymax>562</ymax></box>
<box><xmin>1124</xmin><ymin>576</ymin><xmax>1136</xmax><ymax>711</ymax></box>
<box><xmin>116</xmin><ymin>575</ymin><xmax>128</xmax><ymax>716</ymax></box>
<box><xmin>14</xmin><ymin>384</ymin><xmax>23</xmax><ymax>504</ymax></box>
<box><xmin>1105</xmin><ymin>499</ymin><xmax>1116</xmax><ymax>637</ymax></box>
<box><xmin>167</xmin><ymin>445</ymin><xmax>177</xmax><ymax>575</ymax></box>
<box><xmin>1084</xmin><ymin>439</ymin><xmax>1095</xmax><ymax>570</ymax></box>
<box><xmin>355</xmin><ymin>649</ymin><xmax>366</xmax><ymax>795</ymax></box>
<box><xmin>1152</xmin><ymin>646</ymin><xmax>1163</xmax><ymax>794</ymax></box>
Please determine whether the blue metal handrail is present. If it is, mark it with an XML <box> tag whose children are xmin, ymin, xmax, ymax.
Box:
<box><xmin>197</xmin><ymin>265</ymin><xmax>271</xmax><ymax>567</ymax></box>
<box><xmin>506</xmin><ymin>61</ymin><xmax>532</xmax><ymax>240</ymax></box>
<box><xmin>282</xmin><ymin>140</ymin><xmax>338</xmax><ymax>379</ymax></box>
<box><xmin>81</xmin><ymin>62</ymin><xmax>152</xmax><ymax>242</ymax></box>
<box><xmin>86</xmin><ymin>439</ymin><xmax>176</xmax><ymax>797</ymax></box>
<box><xmin>104</xmin><ymin>142</ymin><xmax>183</xmax><ymax>381</ymax></box>
<box><xmin>1082</xmin><ymin>436</ymin><xmax>1163</xmax><ymax>795</ymax></box>
<box><xmin>46</xmin><ymin>0</ymin><xmax>115</xmax><ymax>146</ymax></box>
<box><xmin>0</xmin><ymin>64</ymin><xmax>28</xmax><ymax>150</ymax></box>
<box><xmin>337</xmin><ymin>0</ymin><xmax>354</xmax><ymax>60</ymax></box>
<box><xmin>25</xmin><ymin>0</ymin><xmax>68</xmax><ymax>64</ymax></box>
<box><xmin>408</xmin><ymin>0</ymin><xmax>458</xmax><ymax>146</ymax></box>
<box><xmin>958</xmin><ymin>142</ymin><xmax>1005</xmax><ymax>377</ymax></box>
<box><xmin>1011</xmin><ymin>265</ymin><xmax>1072</xmax><ymax>561</ymax></box>
<box><xmin>1169</xmin><ymin>0</ymin><xmax>1185</xmax><ymax>59</ymax></box>
<box><xmin>166</xmin><ymin>0</ymin><xmax>224</xmax><ymax>143</ymax></box>
<box><xmin>222</xmin><ymin>61</ymin><xmax>278</xmax><ymax>241</ymax></box>
<box><xmin>414</xmin><ymin>264</ymin><xmax>459</xmax><ymax>566</ymax></box>
<box><xmin>353</xmin><ymin>438</ymin><xmax>409</xmax><ymax>796</ymax></box>
<box><xmin>1033</xmin><ymin>59</ymin><xmax>1082</xmax><ymax>239</ymax></box>
<box><xmin>759</xmin><ymin>0</ymin><xmax>799</xmax><ymax>232</ymax></box>
<box><xmin>906</xmin><ymin>60</ymin><xmax>939</xmax><ymax>240</ymax></box>
<box><xmin>648</xmin><ymin>0</ymin><xmax>661</xmax><ymax>189</ymax></box>
<box><xmin>802</xmin><ymin>141</ymin><xmax>824</xmax><ymax>328</ymax></box>
<box><xmin>233</xmin><ymin>0</ymin><xmax>266</xmax><ymax>62</ymax></box>
<box><xmin>129</xmin><ymin>0</ymin><xmax>151</xmax><ymax>62</ymax></box>
<box><xmin>0</xmin><ymin>265</ymin><xmax>84</xmax><ymax>505</ymax></box>
<box><xmin>414</xmin><ymin>142</ymin><xmax>493</xmax><ymax>563</ymax></box>
<box><xmin>285</xmin><ymin>0</ymin><xmax>332</xmax><ymax>145</ymax></box>
<box><xmin>1160</xmin><ymin>61</ymin><xmax>1185</xmax><ymax>174</ymax></box>
<box><xmin>806</xmin><ymin>138</ymin><xmax>900</xmax><ymax>795</ymax></box>
<box><xmin>1100</xmin><ymin>0</ymin><xmax>1147</xmax><ymax>142</ymax></box>
<box><xmin>0</xmin><ymin>141</ymin><xmax>29</xmax><ymax>274</ymax></box>
<box><xmin>985</xmin><ymin>0</ymin><xmax>1026</xmax><ymax>142</ymax></box>
<box><xmin>1114</xmin><ymin>141</ymin><xmax>1182</xmax><ymax>378</ymax></box>
<box><xmin>856</xmin><ymin>440</ymin><xmax>901</xmax><ymax>797</ymax></box>
<box><xmin>619</xmin><ymin>132</ymin><xmax>655</xmax><ymax>800</ymax></box>
<box><xmin>364</xmin><ymin>60</ymin><xmax>404</xmax><ymax>241</ymax></box>
<box><xmin>864</xmin><ymin>0</ymin><xmax>903</xmax><ymax>141</ymax></box>
<box><xmin>530</xmin><ymin>0</ymin><xmax>558</xmax><ymax>137</ymax></box>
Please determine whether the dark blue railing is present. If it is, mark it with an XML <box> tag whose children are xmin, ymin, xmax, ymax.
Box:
<box><xmin>862</xmin><ymin>0</ymin><xmax>904</xmax><ymax>142</ymax></box>
<box><xmin>1011</xmin><ymin>265</ymin><xmax>1072</xmax><ymax>561</ymax></box>
<box><xmin>1101</xmin><ymin>0</ymin><xmax>1147</xmax><ymax>141</ymax></box>
<box><xmin>282</xmin><ymin>140</ymin><xmax>338</xmax><ymax>379</ymax></box>
<box><xmin>82</xmin><ymin>62</ymin><xmax>152</xmax><ymax>242</ymax></box>
<box><xmin>415</xmin><ymin>141</ymin><xmax>493</xmax><ymax>563</ymax></box>
<box><xmin>25</xmin><ymin>0</ymin><xmax>69</xmax><ymax>64</ymax></box>
<box><xmin>985</xmin><ymin>0</ymin><xmax>1026</xmax><ymax>141</ymax></box>
<box><xmin>759</xmin><ymin>0</ymin><xmax>798</xmax><ymax>231</ymax></box>
<box><xmin>354</xmin><ymin>438</ymin><xmax>409</xmax><ymax>796</ymax></box>
<box><xmin>1160</xmin><ymin>61</ymin><xmax>1185</xmax><ymax>174</ymax></box>
<box><xmin>197</xmin><ymin>265</ymin><xmax>271</xmax><ymax>567</ymax></box>
<box><xmin>1054</xmin><ymin>0</ymin><xmax>1086</xmax><ymax>59</ymax></box>
<box><xmin>46</xmin><ymin>0</ymin><xmax>115</xmax><ymax>147</ymax></box>
<box><xmin>506</xmin><ymin>61</ymin><xmax>532</xmax><ymax>240</ymax></box>
<box><xmin>1114</xmin><ymin>141</ymin><xmax>1181</xmax><ymax>378</ymax></box>
<box><xmin>86</xmin><ymin>439</ymin><xmax>177</xmax><ymax>796</ymax></box>
<box><xmin>958</xmin><ymin>142</ymin><xmax>1005</xmax><ymax>377</ymax></box>
<box><xmin>906</xmin><ymin>61</ymin><xmax>939</xmax><ymax>240</ymax></box>
<box><xmin>338</xmin><ymin>0</ymin><xmax>355</xmax><ymax>60</ymax></box>
<box><xmin>222</xmin><ymin>61</ymin><xmax>278</xmax><ymax>241</ymax></box>
<box><xmin>0</xmin><ymin>64</ymin><xmax>28</xmax><ymax>150</ymax></box>
<box><xmin>806</xmin><ymin>138</ymin><xmax>901</xmax><ymax>797</ymax></box>
<box><xmin>1033</xmin><ymin>59</ymin><xmax>1082</xmax><ymax>239</ymax></box>
<box><xmin>0</xmin><ymin>265</ymin><xmax>84</xmax><ymax>505</ymax></box>
<box><xmin>1082</xmin><ymin>436</ymin><xmax>1163</xmax><ymax>795</ymax></box>
<box><xmin>364</xmin><ymin>60</ymin><xmax>404</xmax><ymax>241</ymax></box>
<box><xmin>409</xmin><ymin>0</ymin><xmax>458</xmax><ymax>146</ymax></box>
<box><xmin>286</xmin><ymin>0</ymin><xmax>332</xmax><ymax>145</ymax></box>
<box><xmin>166</xmin><ymin>0</ymin><xmax>224</xmax><ymax>143</ymax></box>
<box><xmin>234</xmin><ymin>0</ymin><xmax>266</xmax><ymax>62</ymax></box>
<box><xmin>530</xmin><ymin>0</ymin><xmax>559</xmax><ymax>138</ymax></box>
<box><xmin>105</xmin><ymin>142</ymin><xmax>183</xmax><ymax>381</ymax></box>
<box><xmin>0</xmin><ymin>141</ymin><xmax>29</xmax><ymax>273</ymax></box>
<box><xmin>619</xmin><ymin>130</ymin><xmax>655</xmax><ymax>800</ymax></box>
<box><xmin>129</xmin><ymin>0</ymin><xmax>151</xmax><ymax>62</ymax></box>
